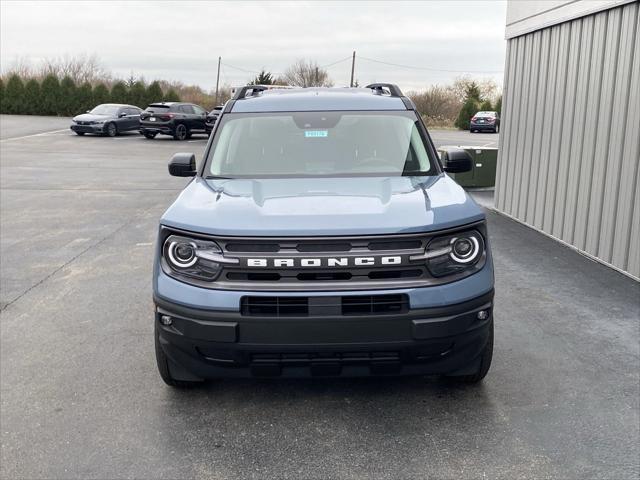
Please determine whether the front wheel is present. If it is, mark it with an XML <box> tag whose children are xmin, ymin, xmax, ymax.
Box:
<box><xmin>105</xmin><ymin>122</ymin><xmax>117</xmax><ymax>137</ymax></box>
<box><xmin>173</xmin><ymin>124</ymin><xmax>188</xmax><ymax>141</ymax></box>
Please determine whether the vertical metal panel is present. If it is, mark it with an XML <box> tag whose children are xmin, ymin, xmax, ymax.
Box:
<box><xmin>525</xmin><ymin>28</ymin><xmax>552</xmax><ymax>225</ymax></box>
<box><xmin>495</xmin><ymin>1</ymin><xmax>640</xmax><ymax>279</ymax></box>
<box><xmin>585</xmin><ymin>7</ymin><xmax>622</xmax><ymax>257</ymax></box>
<box><xmin>562</xmin><ymin>14</ymin><xmax>595</xmax><ymax>244</ymax></box>
<box><xmin>612</xmin><ymin>7</ymin><xmax>640</xmax><ymax>272</ymax></box>
<box><xmin>573</xmin><ymin>11</ymin><xmax>609</xmax><ymax>251</ymax></box>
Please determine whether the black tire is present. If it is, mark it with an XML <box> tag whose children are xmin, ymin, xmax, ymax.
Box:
<box><xmin>447</xmin><ymin>322</ymin><xmax>493</xmax><ymax>384</ymax></box>
<box><xmin>75</xmin><ymin>131</ymin><xmax>85</xmax><ymax>136</ymax></box>
<box><xmin>173</xmin><ymin>123</ymin><xmax>188</xmax><ymax>141</ymax></box>
<box><xmin>105</xmin><ymin>122</ymin><xmax>117</xmax><ymax>137</ymax></box>
<box><xmin>186</xmin><ymin>131</ymin><xmax>193</xmax><ymax>139</ymax></box>
<box><xmin>144</xmin><ymin>132</ymin><xmax>157</xmax><ymax>139</ymax></box>
<box><xmin>155</xmin><ymin>324</ymin><xmax>202</xmax><ymax>388</ymax></box>
<box><xmin>494</xmin><ymin>125</ymin><xmax>500</xmax><ymax>134</ymax></box>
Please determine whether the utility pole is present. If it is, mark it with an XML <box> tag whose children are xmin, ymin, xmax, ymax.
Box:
<box><xmin>214</xmin><ymin>56</ymin><xmax>221</xmax><ymax>105</ymax></box>
<box><xmin>350</xmin><ymin>51</ymin><xmax>356</xmax><ymax>87</ymax></box>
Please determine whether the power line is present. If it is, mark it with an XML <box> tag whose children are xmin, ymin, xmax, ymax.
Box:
<box><xmin>220</xmin><ymin>62</ymin><xmax>263</xmax><ymax>75</ymax></box>
<box><xmin>356</xmin><ymin>55</ymin><xmax>503</xmax><ymax>74</ymax></box>
<box><xmin>320</xmin><ymin>56</ymin><xmax>352</xmax><ymax>68</ymax></box>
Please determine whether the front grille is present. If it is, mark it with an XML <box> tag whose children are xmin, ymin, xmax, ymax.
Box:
<box><xmin>341</xmin><ymin>294</ymin><xmax>408</xmax><ymax>315</ymax></box>
<box><xmin>213</xmin><ymin>233</ymin><xmax>431</xmax><ymax>291</ymax></box>
<box><xmin>241</xmin><ymin>294</ymin><xmax>409</xmax><ymax>317</ymax></box>
<box><xmin>241</xmin><ymin>296</ymin><xmax>308</xmax><ymax>317</ymax></box>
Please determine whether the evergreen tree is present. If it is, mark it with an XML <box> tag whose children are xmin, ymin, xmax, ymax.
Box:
<box><xmin>110</xmin><ymin>81</ymin><xmax>128</xmax><ymax>103</ymax></box>
<box><xmin>127</xmin><ymin>80</ymin><xmax>146</xmax><ymax>107</ymax></box>
<box><xmin>92</xmin><ymin>83</ymin><xmax>110</xmax><ymax>106</ymax></box>
<box><xmin>163</xmin><ymin>88</ymin><xmax>180</xmax><ymax>102</ymax></box>
<box><xmin>23</xmin><ymin>79</ymin><xmax>41</xmax><ymax>115</ymax></box>
<box><xmin>4</xmin><ymin>74</ymin><xmax>25</xmax><ymax>114</ymax></box>
<box><xmin>0</xmin><ymin>78</ymin><xmax>5</xmax><ymax>113</ymax></box>
<box><xmin>145</xmin><ymin>81</ymin><xmax>163</xmax><ymax>106</ymax></box>
<box><xmin>249</xmin><ymin>70</ymin><xmax>274</xmax><ymax>85</ymax></box>
<box><xmin>479</xmin><ymin>99</ymin><xmax>493</xmax><ymax>112</ymax></box>
<box><xmin>59</xmin><ymin>76</ymin><xmax>77</xmax><ymax>115</ymax></box>
<box><xmin>495</xmin><ymin>96</ymin><xmax>502</xmax><ymax>115</ymax></box>
<box><xmin>40</xmin><ymin>74</ymin><xmax>61</xmax><ymax>115</ymax></box>
<box><xmin>454</xmin><ymin>81</ymin><xmax>484</xmax><ymax>130</ymax></box>
<box><xmin>455</xmin><ymin>98</ymin><xmax>480</xmax><ymax>130</ymax></box>
<box><xmin>77</xmin><ymin>82</ymin><xmax>94</xmax><ymax>113</ymax></box>
<box><xmin>464</xmin><ymin>82</ymin><xmax>482</xmax><ymax>103</ymax></box>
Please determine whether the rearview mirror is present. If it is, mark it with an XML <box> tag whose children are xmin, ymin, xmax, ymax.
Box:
<box><xmin>168</xmin><ymin>153</ymin><xmax>196</xmax><ymax>177</ymax></box>
<box><xmin>440</xmin><ymin>148</ymin><xmax>472</xmax><ymax>173</ymax></box>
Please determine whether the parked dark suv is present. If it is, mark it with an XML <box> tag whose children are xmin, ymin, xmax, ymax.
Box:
<box><xmin>140</xmin><ymin>102</ymin><xmax>208</xmax><ymax>140</ymax></box>
<box><xmin>153</xmin><ymin>84</ymin><xmax>494</xmax><ymax>387</ymax></box>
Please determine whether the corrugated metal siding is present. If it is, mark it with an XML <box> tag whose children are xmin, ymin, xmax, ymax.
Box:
<box><xmin>496</xmin><ymin>1</ymin><xmax>640</xmax><ymax>279</ymax></box>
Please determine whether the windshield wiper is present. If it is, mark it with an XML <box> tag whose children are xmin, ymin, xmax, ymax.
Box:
<box><xmin>204</xmin><ymin>175</ymin><xmax>232</xmax><ymax>180</ymax></box>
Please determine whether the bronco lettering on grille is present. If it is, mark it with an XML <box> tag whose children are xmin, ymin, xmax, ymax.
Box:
<box><xmin>244</xmin><ymin>256</ymin><xmax>403</xmax><ymax>268</ymax></box>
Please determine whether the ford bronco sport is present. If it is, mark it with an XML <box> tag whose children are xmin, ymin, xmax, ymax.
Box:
<box><xmin>153</xmin><ymin>84</ymin><xmax>494</xmax><ymax>387</ymax></box>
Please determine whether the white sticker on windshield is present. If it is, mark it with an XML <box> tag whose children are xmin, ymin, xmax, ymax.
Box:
<box><xmin>304</xmin><ymin>130</ymin><xmax>328</xmax><ymax>138</ymax></box>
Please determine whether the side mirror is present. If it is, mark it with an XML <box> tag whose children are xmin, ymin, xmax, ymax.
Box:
<box><xmin>441</xmin><ymin>148</ymin><xmax>472</xmax><ymax>173</ymax></box>
<box><xmin>86</xmin><ymin>110</ymin><xmax>91</xmax><ymax>113</ymax></box>
<box><xmin>119</xmin><ymin>112</ymin><xmax>128</xmax><ymax>118</ymax></box>
<box><xmin>169</xmin><ymin>153</ymin><xmax>196</xmax><ymax>177</ymax></box>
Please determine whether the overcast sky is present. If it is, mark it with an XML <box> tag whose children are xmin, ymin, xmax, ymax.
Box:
<box><xmin>0</xmin><ymin>1</ymin><xmax>507</xmax><ymax>92</ymax></box>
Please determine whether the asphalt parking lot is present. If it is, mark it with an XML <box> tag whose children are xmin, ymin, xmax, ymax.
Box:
<box><xmin>1</xmin><ymin>115</ymin><xmax>638</xmax><ymax>479</ymax></box>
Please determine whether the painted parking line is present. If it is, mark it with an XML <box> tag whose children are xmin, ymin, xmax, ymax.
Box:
<box><xmin>0</xmin><ymin>129</ymin><xmax>70</xmax><ymax>143</ymax></box>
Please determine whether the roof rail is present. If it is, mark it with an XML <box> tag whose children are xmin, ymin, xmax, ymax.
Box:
<box><xmin>231</xmin><ymin>84</ymin><xmax>293</xmax><ymax>100</ymax></box>
<box><xmin>365</xmin><ymin>83</ymin><xmax>404</xmax><ymax>97</ymax></box>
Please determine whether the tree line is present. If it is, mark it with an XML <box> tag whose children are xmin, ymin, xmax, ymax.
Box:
<box><xmin>0</xmin><ymin>74</ymin><xmax>181</xmax><ymax>116</ymax></box>
<box><xmin>1</xmin><ymin>55</ymin><xmax>502</xmax><ymax>128</ymax></box>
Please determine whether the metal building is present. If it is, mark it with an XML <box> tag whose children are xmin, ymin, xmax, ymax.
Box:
<box><xmin>496</xmin><ymin>0</ymin><xmax>639</xmax><ymax>279</ymax></box>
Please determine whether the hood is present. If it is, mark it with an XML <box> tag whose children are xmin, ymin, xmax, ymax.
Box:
<box><xmin>161</xmin><ymin>175</ymin><xmax>485</xmax><ymax>236</ymax></box>
<box><xmin>73</xmin><ymin>113</ymin><xmax>113</xmax><ymax>122</ymax></box>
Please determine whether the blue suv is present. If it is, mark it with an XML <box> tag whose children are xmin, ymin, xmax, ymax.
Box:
<box><xmin>153</xmin><ymin>84</ymin><xmax>494</xmax><ymax>387</ymax></box>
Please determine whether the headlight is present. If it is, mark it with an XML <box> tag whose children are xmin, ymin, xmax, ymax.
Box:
<box><xmin>423</xmin><ymin>230</ymin><xmax>485</xmax><ymax>277</ymax></box>
<box><xmin>162</xmin><ymin>234</ymin><xmax>236</xmax><ymax>281</ymax></box>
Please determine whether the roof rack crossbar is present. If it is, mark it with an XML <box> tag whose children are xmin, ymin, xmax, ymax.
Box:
<box><xmin>232</xmin><ymin>84</ymin><xmax>295</xmax><ymax>100</ymax></box>
<box><xmin>365</xmin><ymin>83</ymin><xmax>404</xmax><ymax>97</ymax></box>
<box><xmin>232</xmin><ymin>85</ymin><xmax>269</xmax><ymax>100</ymax></box>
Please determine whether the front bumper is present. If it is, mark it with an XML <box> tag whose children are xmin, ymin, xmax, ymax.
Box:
<box><xmin>154</xmin><ymin>288</ymin><xmax>494</xmax><ymax>379</ymax></box>
<box><xmin>70</xmin><ymin>124</ymin><xmax>105</xmax><ymax>133</ymax></box>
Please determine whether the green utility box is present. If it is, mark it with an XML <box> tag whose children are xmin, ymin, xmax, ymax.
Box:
<box><xmin>437</xmin><ymin>146</ymin><xmax>498</xmax><ymax>188</ymax></box>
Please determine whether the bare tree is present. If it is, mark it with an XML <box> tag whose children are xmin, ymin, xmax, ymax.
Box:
<box><xmin>36</xmin><ymin>53</ymin><xmax>111</xmax><ymax>84</ymax></box>
<box><xmin>407</xmin><ymin>85</ymin><xmax>462</xmax><ymax>126</ymax></box>
<box><xmin>4</xmin><ymin>56</ymin><xmax>34</xmax><ymax>78</ymax></box>
<box><xmin>450</xmin><ymin>76</ymin><xmax>500</xmax><ymax>103</ymax></box>
<box><xmin>282</xmin><ymin>59</ymin><xmax>333</xmax><ymax>87</ymax></box>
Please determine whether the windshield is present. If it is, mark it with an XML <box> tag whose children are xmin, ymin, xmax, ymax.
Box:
<box><xmin>206</xmin><ymin>111</ymin><xmax>437</xmax><ymax>178</ymax></box>
<box><xmin>90</xmin><ymin>105</ymin><xmax>120</xmax><ymax>116</ymax></box>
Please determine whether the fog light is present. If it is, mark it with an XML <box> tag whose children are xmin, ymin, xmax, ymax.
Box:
<box><xmin>477</xmin><ymin>310</ymin><xmax>489</xmax><ymax>320</ymax></box>
<box><xmin>160</xmin><ymin>315</ymin><xmax>173</xmax><ymax>326</ymax></box>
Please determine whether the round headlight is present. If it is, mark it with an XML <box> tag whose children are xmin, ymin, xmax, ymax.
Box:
<box><xmin>450</xmin><ymin>236</ymin><xmax>480</xmax><ymax>263</ymax></box>
<box><xmin>167</xmin><ymin>240</ymin><xmax>197</xmax><ymax>268</ymax></box>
